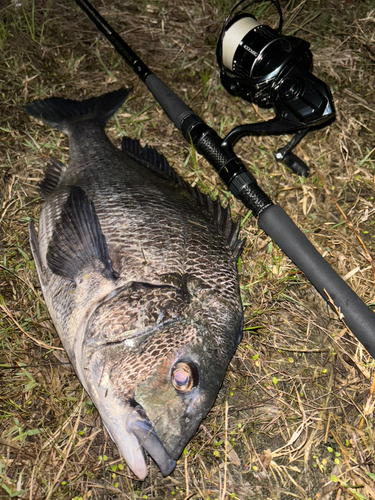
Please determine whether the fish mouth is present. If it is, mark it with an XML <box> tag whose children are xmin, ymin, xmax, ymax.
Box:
<box><xmin>127</xmin><ymin>404</ymin><xmax>177</xmax><ymax>478</ymax></box>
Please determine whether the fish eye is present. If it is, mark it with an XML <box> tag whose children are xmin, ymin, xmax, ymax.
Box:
<box><xmin>171</xmin><ymin>361</ymin><xmax>198</xmax><ymax>393</ymax></box>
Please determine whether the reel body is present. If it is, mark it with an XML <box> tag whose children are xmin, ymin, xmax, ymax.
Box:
<box><xmin>217</xmin><ymin>8</ymin><xmax>335</xmax><ymax>176</ymax></box>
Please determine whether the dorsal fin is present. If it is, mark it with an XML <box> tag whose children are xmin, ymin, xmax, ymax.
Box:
<box><xmin>122</xmin><ymin>137</ymin><xmax>245</xmax><ymax>258</ymax></box>
<box><xmin>121</xmin><ymin>137</ymin><xmax>183</xmax><ymax>185</ymax></box>
<box><xmin>47</xmin><ymin>186</ymin><xmax>116</xmax><ymax>282</ymax></box>
<box><xmin>38</xmin><ymin>158</ymin><xmax>67</xmax><ymax>198</ymax></box>
<box><xmin>182</xmin><ymin>183</ymin><xmax>245</xmax><ymax>259</ymax></box>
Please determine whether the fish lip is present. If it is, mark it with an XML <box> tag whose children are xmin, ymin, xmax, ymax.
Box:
<box><xmin>127</xmin><ymin>404</ymin><xmax>177</xmax><ymax>477</ymax></box>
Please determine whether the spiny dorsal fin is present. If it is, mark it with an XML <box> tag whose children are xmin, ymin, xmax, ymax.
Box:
<box><xmin>183</xmin><ymin>183</ymin><xmax>245</xmax><ymax>260</ymax></box>
<box><xmin>122</xmin><ymin>137</ymin><xmax>245</xmax><ymax>258</ymax></box>
<box><xmin>47</xmin><ymin>186</ymin><xmax>115</xmax><ymax>281</ymax></box>
<box><xmin>39</xmin><ymin>158</ymin><xmax>67</xmax><ymax>198</ymax></box>
<box><xmin>121</xmin><ymin>137</ymin><xmax>182</xmax><ymax>185</ymax></box>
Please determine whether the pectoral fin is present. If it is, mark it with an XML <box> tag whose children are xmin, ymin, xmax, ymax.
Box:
<box><xmin>47</xmin><ymin>186</ymin><xmax>116</xmax><ymax>282</ymax></box>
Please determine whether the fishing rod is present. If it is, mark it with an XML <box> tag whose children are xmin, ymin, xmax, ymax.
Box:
<box><xmin>74</xmin><ymin>0</ymin><xmax>375</xmax><ymax>358</ymax></box>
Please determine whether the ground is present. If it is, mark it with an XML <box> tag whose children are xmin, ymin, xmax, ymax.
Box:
<box><xmin>0</xmin><ymin>0</ymin><xmax>374</xmax><ymax>499</ymax></box>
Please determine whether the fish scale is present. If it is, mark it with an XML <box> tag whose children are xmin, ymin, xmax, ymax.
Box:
<box><xmin>26</xmin><ymin>88</ymin><xmax>244</xmax><ymax>481</ymax></box>
<box><xmin>93</xmin><ymin>182</ymin><xmax>236</xmax><ymax>292</ymax></box>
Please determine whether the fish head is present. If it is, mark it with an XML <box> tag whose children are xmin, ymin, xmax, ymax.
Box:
<box><xmin>80</xmin><ymin>282</ymin><xmax>243</xmax><ymax>480</ymax></box>
<box><xmin>133</xmin><ymin>318</ymin><xmax>242</xmax><ymax>461</ymax></box>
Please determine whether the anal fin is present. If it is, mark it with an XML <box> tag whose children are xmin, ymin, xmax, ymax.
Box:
<box><xmin>29</xmin><ymin>221</ymin><xmax>45</xmax><ymax>286</ymax></box>
<box><xmin>39</xmin><ymin>158</ymin><xmax>67</xmax><ymax>198</ymax></box>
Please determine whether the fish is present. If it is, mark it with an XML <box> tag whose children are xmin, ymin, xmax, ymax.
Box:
<box><xmin>26</xmin><ymin>88</ymin><xmax>244</xmax><ymax>481</ymax></box>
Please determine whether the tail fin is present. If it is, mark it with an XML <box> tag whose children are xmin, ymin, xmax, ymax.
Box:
<box><xmin>25</xmin><ymin>88</ymin><xmax>131</xmax><ymax>135</ymax></box>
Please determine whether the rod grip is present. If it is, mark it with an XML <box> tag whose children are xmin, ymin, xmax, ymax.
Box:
<box><xmin>258</xmin><ymin>205</ymin><xmax>375</xmax><ymax>357</ymax></box>
<box><xmin>145</xmin><ymin>74</ymin><xmax>194</xmax><ymax>130</ymax></box>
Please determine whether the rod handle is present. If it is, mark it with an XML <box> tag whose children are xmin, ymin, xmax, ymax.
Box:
<box><xmin>258</xmin><ymin>205</ymin><xmax>375</xmax><ymax>356</ymax></box>
<box><xmin>145</xmin><ymin>75</ymin><xmax>195</xmax><ymax>130</ymax></box>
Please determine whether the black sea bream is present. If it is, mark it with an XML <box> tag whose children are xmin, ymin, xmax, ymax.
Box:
<box><xmin>26</xmin><ymin>88</ymin><xmax>244</xmax><ymax>480</ymax></box>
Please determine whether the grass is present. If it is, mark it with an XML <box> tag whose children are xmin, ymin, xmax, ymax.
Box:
<box><xmin>1</xmin><ymin>0</ymin><xmax>375</xmax><ymax>499</ymax></box>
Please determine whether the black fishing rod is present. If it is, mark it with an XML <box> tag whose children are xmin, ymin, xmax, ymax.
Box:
<box><xmin>74</xmin><ymin>0</ymin><xmax>375</xmax><ymax>358</ymax></box>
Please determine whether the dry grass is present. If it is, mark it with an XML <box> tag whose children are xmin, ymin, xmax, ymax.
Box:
<box><xmin>1</xmin><ymin>0</ymin><xmax>374</xmax><ymax>499</ymax></box>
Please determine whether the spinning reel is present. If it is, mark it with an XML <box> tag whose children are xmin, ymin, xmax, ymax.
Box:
<box><xmin>217</xmin><ymin>0</ymin><xmax>335</xmax><ymax>176</ymax></box>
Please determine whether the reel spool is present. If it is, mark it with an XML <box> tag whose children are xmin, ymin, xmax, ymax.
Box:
<box><xmin>217</xmin><ymin>1</ymin><xmax>335</xmax><ymax>176</ymax></box>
